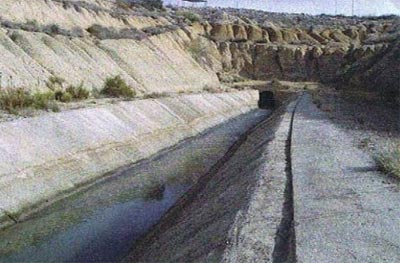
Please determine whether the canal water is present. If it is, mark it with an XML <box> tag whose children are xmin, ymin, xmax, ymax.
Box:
<box><xmin>0</xmin><ymin>109</ymin><xmax>270</xmax><ymax>263</ymax></box>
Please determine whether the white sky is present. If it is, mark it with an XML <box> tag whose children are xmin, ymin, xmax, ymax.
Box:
<box><xmin>164</xmin><ymin>0</ymin><xmax>400</xmax><ymax>16</ymax></box>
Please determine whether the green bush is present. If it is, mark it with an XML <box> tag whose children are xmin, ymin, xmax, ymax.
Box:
<box><xmin>46</xmin><ymin>77</ymin><xmax>90</xmax><ymax>102</ymax></box>
<box><xmin>0</xmin><ymin>88</ymin><xmax>59</xmax><ymax>113</ymax></box>
<box><xmin>116</xmin><ymin>0</ymin><xmax>132</xmax><ymax>10</ymax></box>
<box><xmin>177</xmin><ymin>11</ymin><xmax>201</xmax><ymax>23</ymax></box>
<box><xmin>101</xmin><ymin>76</ymin><xmax>135</xmax><ymax>98</ymax></box>
<box><xmin>32</xmin><ymin>92</ymin><xmax>58</xmax><ymax>111</ymax></box>
<box><xmin>141</xmin><ymin>0</ymin><xmax>163</xmax><ymax>10</ymax></box>
<box><xmin>22</xmin><ymin>19</ymin><xmax>41</xmax><ymax>32</ymax></box>
<box><xmin>0</xmin><ymin>88</ymin><xmax>32</xmax><ymax>113</ymax></box>
<box><xmin>46</xmin><ymin>76</ymin><xmax>65</xmax><ymax>91</ymax></box>
<box><xmin>60</xmin><ymin>92</ymin><xmax>73</xmax><ymax>103</ymax></box>
<box><xmin>66</xmin><ymin>82</ymin><xmax>90</xmax><ymax>100</ymax></box>
<box><xmin>374</xmin><ymin>144</ymin><xmax>400</xmax><ymax>178</ymax></box>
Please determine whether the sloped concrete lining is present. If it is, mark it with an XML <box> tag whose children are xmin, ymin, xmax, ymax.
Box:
<box><xmin>0</xmin><ymin>91</ymin><xmax>258</xmax><ymax>230</ymax></box>
<box><xmin>124</xmin><ymin>98</ymin><xmax>299</xmax><ymax>263</ymax></box>
<box><xmin>292</xmin><ymin>94</ymin><xmax>400</xmax><ymax>262</ymax></box>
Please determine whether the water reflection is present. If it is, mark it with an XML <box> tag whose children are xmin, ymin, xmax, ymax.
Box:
<box><xmin>0</xmin><ymin>109</ymin><xmax>269</xmax><ymax>262</ymax></box>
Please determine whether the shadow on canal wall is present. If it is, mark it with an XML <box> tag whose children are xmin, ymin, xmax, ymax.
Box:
<box><xmin>0</xmin><ymin>91</ymin><xmax>258</xmax><ymax>230</ymax></box>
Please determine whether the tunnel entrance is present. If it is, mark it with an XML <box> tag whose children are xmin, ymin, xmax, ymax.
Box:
<box><xmin>258</xmin><ymin>91</ymin><xmax>275</xmax><ymax>109</ymax></box>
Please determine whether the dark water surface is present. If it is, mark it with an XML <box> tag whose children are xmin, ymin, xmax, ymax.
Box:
<box><xmin>0</xmin><ymin>109</ymin><xmax>269</xmax><ymax>262</ymax></box>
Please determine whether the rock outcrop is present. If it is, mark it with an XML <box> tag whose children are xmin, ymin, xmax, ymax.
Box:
<box><xmin>195</xmin><ymin>19</ymin><xmax>395</xmax><ymax>83</ymax></box>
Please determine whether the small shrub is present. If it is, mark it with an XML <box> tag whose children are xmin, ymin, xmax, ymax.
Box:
<box><xmin>101</xmin><ymin>76</ymin><xmax>135</xmax><ymax>98</ymax></box>
<box><xmin>374</xmin><ymin>144</ymin><xmax>400</xmax><ymax>178</ymax></box>
<box><xmin>70</xmin><ymin>27</ymin><xmax>85</xmax><ymax>38</ymax></box>
<box><xmin>9</xmin><ymin>32</ymin><xmax>21</xmax><ymax>42</ymax></box>
<box><xmin>271</xmin><ymin>78</ymin><xmax>284</xmax><ymax>89</ymax></box>
<box><xmin>119</xmin><ymin>28</ymin><xmax>147</xmax><ymax>40</ymax></box>
<box><xmin>116</xmin><ymin>0</ymin><xmax>132</xmax><ymax>10</ymax></box>
<box><xmin>87</xmin><ymin>24</ymin><xmax>145</xmax><ymax>40</ymax></box>
<box><xmin>66</xmin><ymin>82</ymin><xmax>90</xmax><ymax>100</ymax></box>
<box><xmin>49</xmin><ymin>24</ymin><xmax>61</xmax><ymax>35</ymax></box>
<box><xmin>140</xmin><ymin>0</ymin><xmax>163</xmax><ymax>10</ymax></box>
<box><xmin>0</xmin><ymin>88</ymin><xmax>32</xmax><ymax>113</ymax></box>
<box><xmin>60</xmin><ymin>92</ymin><xmax>73</xmax><ymax>103</ymax></box>
<box><xmin>142</xmin><ymin>92</ymin><xmax>168</xmax><ymax>99</ymax></box>
<box><xmin>22</xmin><ymin>20</ymin><xmax>41</xmax><ymax>32</ymax></box>
<box><xmin>87</xmin><ymin>24</ymin><xmax>110</xmax><ymax>39</ymax></box>
<box><xmin>32</xmin><ymin>92</ymin><xmax>57</xmax><ymax>111</ymax></box>
<box><xmin>0</xmin><ymin>88</ymin><xmax>59</xmax><ymax>113</ymax></box>
<box><xmin>46</xmin><ymin>76</ymin><xmax>65</xmax><ymax>91</ymax></box>
<box><xmin>177</xmin><ymin>11</ymin><xmax>201</xmax><ymax>24</ymax></box>
<box><xmin>203</xmin><ymin>85</ymin><xmax>223</xmax><ymax>93</ymax></box>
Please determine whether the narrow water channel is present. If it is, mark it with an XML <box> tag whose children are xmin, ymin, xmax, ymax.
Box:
<box><xmin>0</xmin><ymin>109</ymin><xmax>270</xmax><ymax>263</ymax></box>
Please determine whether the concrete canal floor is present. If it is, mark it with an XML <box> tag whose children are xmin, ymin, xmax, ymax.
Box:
<box><xmin>0</xmin><ymin>109</ymin><xmax>270</xmax><ymax>263</ymax></box>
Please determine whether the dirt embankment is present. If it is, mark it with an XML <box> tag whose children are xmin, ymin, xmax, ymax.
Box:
<box><xmin>0</xmin><ymin>1</ymin><xmax>398</xmax><ymax>96</ymax></box>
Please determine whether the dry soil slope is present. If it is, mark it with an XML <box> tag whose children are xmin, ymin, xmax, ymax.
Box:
<box><xmin>0</xmin><ymin>0</ymin><xmax>219</xmax><ymax>93</ymax></box>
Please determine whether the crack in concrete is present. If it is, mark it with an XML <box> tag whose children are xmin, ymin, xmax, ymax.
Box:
<box><xmin>272</xmin><ymin>95</ymin><xmax>302</xmax><ymax>263</ymax></box>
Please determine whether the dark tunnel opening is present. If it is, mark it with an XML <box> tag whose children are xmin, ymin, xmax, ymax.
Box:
<box><xmin>258</xmin><ymin>91</ymin><xmax>276</xmax><ymax>109</ymax></box>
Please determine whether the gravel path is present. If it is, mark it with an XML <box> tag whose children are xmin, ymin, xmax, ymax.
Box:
<box><xmin>292</xmin><ymin>93</ymin><xmax>400</xmax><ymax>263</ymax></box>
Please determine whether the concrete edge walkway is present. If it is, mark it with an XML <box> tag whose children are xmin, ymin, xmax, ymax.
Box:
<box><xmin>292</xmin><ymin>93</ymin><xmax>400</xmax><ymax>262</ymax></box>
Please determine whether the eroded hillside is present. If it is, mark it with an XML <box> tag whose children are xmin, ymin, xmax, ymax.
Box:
<box><xmin>0</xmin><ymin>0</ymin><xmax>398</xmax><ymax>98</ymax></box>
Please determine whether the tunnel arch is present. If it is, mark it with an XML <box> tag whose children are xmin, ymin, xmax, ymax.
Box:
<box><xmin>258</xmin><ymin>91</ymin><xmax>275</xmax><ymax>109</ymax></box>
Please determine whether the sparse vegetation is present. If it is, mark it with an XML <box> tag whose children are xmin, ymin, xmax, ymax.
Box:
<box><xmin>101</xmin><ymin>76</ymin><xmax>136</xmax><ymax>98</ymax></box>
<box><xmin>187</xmin><ymin>39</ymin><xmax>208</xmax><ymax>61</ymax></box>
<box><xmin>140</xmin><ymin>0</ymin><xmax>163</xmax><ymax>11</ymax></box>
<box><xmin>1</xmin><ymin>20</ymin><xmax>85</xmax><ymax>38</ymax></box>
<box><xmin>31</xmin><ymin>92</ymin><xmax>59</xmax><ymax>111</ymax></box>
<box><xmin>176</xmin><ymin>10</ymin><xmax>201</xmax><ymax>24</ymax></box>
<box><xmin>87</xmin><ymin>24</ymin><xmax>146</xmax><ymax>40</ymax></box>
<box><xmin>116</xmin><ymin>0</ymin><xmax>132</xmax><ymax>10</ymax></box>
<box><xmin>0</xmin><ymin>88</ymin><xmax>59</xmax><ymax>113</ymax></box>
<box><xmin>0</xmin><ymin>88</ymin><xmax>32</xmax><ymax>113</ymax></box>
<box><xmin>23</xmin><ymin>19</ymin><xmax>41</xmax><ymax>32</ymax></box>
<box><xmin>203</xmin><ymin>85</ymin><xmax>224</xmax><ymax>93</ymax></box>
<box><xmin>142</xmin><ymin>92</ymin><xmax>169</xmax><ymax>99</ymax></box>
<box><xmin>46</xmin><ymin>76</ymin><xmax>90</xmax><ymax>102</ymax></box>
<box><xmin>66</xmin><ymin>82</ymin><xmax>90</xmax><ymax>100</ymax></box>
<box><xmin>46</xmin><ymin>76</ymin><xmax>66</xmax><ymax>91</ymax></box>
<box><xmin>374</xmin><ymin>144</ymin><xmax>400</xmax><ymax>179</ymax></box>
<box><xmin>141</xmin><ymin>25</ymin><xmax>179</xmax><ymax>36</ymax></box>
<box><xmin>0</xmin><ymin>77</ymin><xmax>92</xmax><ymax>114</ymax></box>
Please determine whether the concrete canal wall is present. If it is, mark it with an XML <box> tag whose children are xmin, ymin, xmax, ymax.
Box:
<box><xmin>0</xmin><ymin>90</ymin><xmax>258</xmax><ymax>229</ymax></box>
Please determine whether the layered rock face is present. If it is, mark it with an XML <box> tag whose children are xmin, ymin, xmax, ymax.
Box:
<box><xmin>344</xmin><ymin>42</ymin><xmax>400</xmax><ymax>98</ymax></box>
<box><xmin>195</xmin><ymin>19</ymin><xmax>396</xmax><ymax>83</ymax></box>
